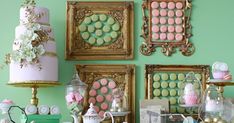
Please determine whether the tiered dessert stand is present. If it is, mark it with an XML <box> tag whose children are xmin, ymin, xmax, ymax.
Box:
<box><xmin>8</xmin><ymin>81</ymin><xmax>60</xmax><ymax>106</ymax></box>
<box><xmin>206</xmin><ymin>79</ymin><xmax>234</xmax><ymax>97</ymax></box>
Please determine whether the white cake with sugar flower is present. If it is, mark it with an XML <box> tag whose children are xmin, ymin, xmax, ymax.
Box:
<box><xmin>8</xmin><ymin>0</ymin><xmax>58</xmax><ymax>83</ymax></box>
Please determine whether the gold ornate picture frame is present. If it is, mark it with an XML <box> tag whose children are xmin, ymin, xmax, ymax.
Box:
<box><xmin>145</xmin><ymin>64</ymin><xmax>210</xmax><ymax>115</ymax></box>
<box><xmin>140</xmin><ymin>0</ymin><xmax>194</xmax><ymax>56</ymax></box>
<box><xmin>76</xmin><ymin>64</ymin><xmax>135</xmax><ymax>123</ymax></box>
<box><xmin>66</xmin><ymin>1</ymin><xmax>134</xmax><ymax>60</ymax></box>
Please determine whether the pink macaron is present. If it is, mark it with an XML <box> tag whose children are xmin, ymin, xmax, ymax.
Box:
<box><xmin>101</xmin><ymin>87</ymin><xmax>108</xmax><ymax>94</ymax></box>
<box><xmin>175</xmin><ymin>34</ymin><xmax>183</xmax><ymax>41</ymax></box>
<box><xmin>152</xmin><ymin>25</ymin><xmax>159</xmax><ymax>33</ymax></box>
<box><xmin>168</xmin><ymin>26</ymin><xmax>175</xmax><ymax>33</ymax></box>
<box><xmin>167</xmin><ymin>33</ymin><xmax>175</xmax><ymax>41</ymax></box>
<box><xmin>176</xmin><ymin>10</ymin><xmax>183</xmax><ymax>17</ymax></box>
<box><xmin>175</xmin><ymin>18</ymin><xmax>183</xmax><ymax>24</ymax></box>
<box><xmin>99</xmin><ymin>111</ymin><xmax>105</xmax><ymax>118</ymax></box>
<box><xmin>152</xmin><ymin>17</ymin><xmax>159</xmax><ymax>24</ymax></box>
<box><xmin>175</xmin><ymin>26</ymin><xmax>183</xmax><ymax>33</ymax></box>
<box><xmin>160</xmin><ymin>9</ymin><xmax>167</xmax><ymax>16</ymax></box>
<box><xmin>160</xmin><ymin>18</ymin><xmax>167</xmax><ymax>24</ymax></box>
<box><xmin>94</xmin><ymin>106</ymin><xmax>100</xmax><ymax>112</ymax></box>
<box><xmin>168</xmin><ymin>18</ymin><xmax>175</xmax><ymax>25</ymax></box>
<box><xmin>152</xmin><ymin>9</ymin><xmax>160</xmax><ymax>16</ymax></box>
<box><xmin>93</xmin><ymin>81</ymin><xmax>101</xmax><ymax>89</ymax></box>
<box><xmin>160</xmin><ymin>25</ymin><xmax>167</xmax><ymax>33</ymax></box>
<box><xmin>168</xmin><ymin>2</ymin><xmax>175</xmax><ymax>9</ymax></box>
<box><xmin>108</xmin><ymin>81</ymin><xmax>117</xmax><ymax>89</ymax></box>
<box><xmin>106</xmin><ymin>94</ymin><xmax>113</xmax><ymax>102</ymax></box>
<box><xmin>152</xmin><ymin>33</ymin><xmax>159</xmax><ymax>40</ymax></box>
<box><xmin>89</xmin><ymin>89</ymin><xmax>97</xmax><ymax>97</ymax></box>
<box><xmin>101</xmin><ymin>102</ymin><xmax>109</xmax><ymax>110</ymax></box>
<box><xmin>151</xmin><ymin>2</ymin><xmax>159</xmax><ymax>9</ymax></box>
<box><xmin>168</xmin><ymin>10</ymin><xmax>174</xmax><ymax>17</ymax></box>
<box><xmin>160</xmin><ymin>33</ymin><xmax>167</xmax><ymax>40</ymax></box>
<box><xmin>88</xmin><ymin>97</ymin><xmax>96</xmax><ymax>104</ymax></box>
<box><xmin>176</xmin><ymin>2</ymin><xmax>183</xmax><ymax>9</ymax></box>
<box><xmin>160</xmin><ymin>2</ymin><xmax>167</xmax><ymax>9</ymax></box>
<box><xmin>96</xmin><ymin>95</ymin><xmax>104</xmax><ymax>103</ymax></box>
<box><xmin>100</xmin><ymin>78</ymin><xmax>108</xmax><ymax>85</ymax></box>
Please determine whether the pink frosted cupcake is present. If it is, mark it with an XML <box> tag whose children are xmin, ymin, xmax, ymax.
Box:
<box><xmin>108</xmin><ymin>81</ymin><xmax>117</xmax><ymax>89</ymax></box>
<box><xmin>89</xmin><ymin>89</ymin><xmax>97</xmax><ymax>96</ymax></box>
<box><xmin>106</xmin><ymin>94</ymin><xmax>113</xmax><ymax>102</ymax></box>
<box><xmin>88</xmin><ymin>97</ymin><xmax>96</xmax><ymax>104</ymax></box>
<box><xmin>101</xmin><ymin>103</ymin><xmax>109</xmax><ymax>110</ymax></box>
<box><xmin>94</xmin><ymin>106</ymin><xmax>100</xmax><ymax>112</ymax></box>
<box><xmin>96</xmin><ymin>95</ymin><xmax>104</xmax><ymax>103</ymax></box>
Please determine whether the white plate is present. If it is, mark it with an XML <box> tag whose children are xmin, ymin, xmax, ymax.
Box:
<box><xmin>110</xmin><ymin>111</ymin><xmax>130</xmax><ymax>116</ymax></box>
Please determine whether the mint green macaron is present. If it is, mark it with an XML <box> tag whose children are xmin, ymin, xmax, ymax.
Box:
<box><xmin>153</xmin><ymin>74</ymin><xmax>160</xmax><ymax>81</ymax></box>
<box><xmin>107</xmin><ymin>17</ymin><xmax>115</xmax><ymax>25</ymax></box>
<box><xmin>110</xmin><ymin>31</ymin><xmax>118</xmax><ymax>39</ymax></box>
<box><xmin>169</xmin><ymin>82</ymin><xmax>176</xmax><ymax>88</ymax></box>
<box><xmin>170</xmin><ymin>89</ymin><xmax>177</xmax><ymax>96</ymax></box>
<box><xmin>103</xmin><ymin>25</ymin><xmax>111</xmax><ymax>33</ymax></box>
<box><xmin>161</xmin><ymin>81</ymin><xmax>168</xmax><ymax>88</ymax></box>
<box><xmin>112</xmin><ymin>23</ymin><xmax>120</xmax><ymax>31</ymax></box>
<box><xmin>153</xmin><ymin>89</ymin><xmax>161</xmax><ymax>97</ymax></box>
<box><xmin>88</xmin><ymin>37</ymin><xmax>96</xmax><ymax>45</ymax></box>
<box><xmin>153</xmin><ymin>82</ymin><xmax>160</xmax><ymax>89</ymax></box>
<box><xmin>91</xmin><ymin>14</ymin><xmax>99</xmax><ymax>22</ymax></box>
<box><xmin>170</xmin><ymin>73</ymin><xmax>177</xmax><ymax>80</ymax></box>
<box><xmin>178</xmin><ymin>73</ymin><xmax>185</xmax><ymax>81</ymax></box>
<box><xmin>95</xmin><ymin>30</ymin><xmax>103</xmax><ymax>37</ymax></box>
<box><xmin>84</xmin><ymin>17</ymin><xmax>91</xmax><ymax>24</ymax></box>
<box><xmin>161</xmin><ymin>73</ymin><xmax>169</xmax><ymax>80</ymax></box>
<box><xmin>88</xmin><ymin>25</ymin><xmax>95</xmax><ymax>33</ymax></box>
<box><xmin>97</xmin><ymin>38</ymin><xmax>104</xmax><ymax>45</ymax></box>
<box><xmin>79</xmin><ymin>25</ymin><xmax>87</xmax><ymax>32</ymax></box>
<box><xmin>95</xmin><ymin>22</ymin><xmax>103</xmax><ymax>29</ymax></box>
<box><xmin>81</xmin><ymin>32</ymin><xmax>90</xmax><ymax>40</ymax></box>
<box><xmin>104</xmin><ymin>36</ymin><xmax>112</xmax><ymax>43</ymax></box>
<box><xmin>99</xmin><ymin>14</ymin><xmax>107</xmax><ymax>21</ymax></box>
<box><xmin>161</xmin><ymin>89</ymin><xmax>169</xmax><ymax>97</ymax></box>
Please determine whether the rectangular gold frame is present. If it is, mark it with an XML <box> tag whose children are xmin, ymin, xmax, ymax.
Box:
<box><xmin>76</xmin><ymin>64</ymin><xmax>135</xmax><ymax>123</ymax></box>
<box><xmin>66</xmin><ymin>1</ymin><xmax>134</xmax><ymax>60</ymax></box>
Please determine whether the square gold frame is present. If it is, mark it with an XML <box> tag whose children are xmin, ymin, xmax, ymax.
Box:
<box><xmin>140</xmin><ymin>0</ymin><xmax>194</xmax><ymax>56</ymax></box>
<box><xmin>76</xmin><ymin>64</ymin><xmax>135</xmax><ymax>123</ymax></box>
<box><xmin>66</xmin><ymin>1</ymin><xmax>134</xmax><ymax>60</ymax></box>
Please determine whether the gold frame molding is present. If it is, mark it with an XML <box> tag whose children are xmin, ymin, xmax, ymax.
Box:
<box><xmin>66</xmin><ymin>1</ymin><xmax>134</xmax><ymax>60</ymax></box>
<box><xmin>76</xmin><ymin>64</ymin><xmax>135</xmax><ymax>123</ymax></box>
<box><xmin>140</xmin><ymin>0</ymin><xmax>194</xmax><ymax>56</ymax></box>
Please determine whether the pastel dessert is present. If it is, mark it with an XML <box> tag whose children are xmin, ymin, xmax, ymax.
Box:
<box><xmin>101</xmin><ymin>87</ymin><xmax>108</xmax><ymax>94</ymax></box>
<box><xmin>89</xmin><ymin>89</ymin><xmax>97</xmax><ymax>96</ymax></box>
<box><xmin>84</xmin><ymin>17</ymin><xmax>92</xmax><ymax>24</ymax></box>
<box><xmin>212</xmin><ymin>62</ymin><xmax>232</xmax><ymax>80</ymax></box>
<box><xmin>152</xmin><ymin>17</ymin><xmax>159</xmax><ymax>24</ymax></box>
<box><xmin>160</xmin><ymin>2</ymin><xmax>167</xmax><ymax>9</ymax></box>
<box><xmin>152</xmin><ymin>9</ymin><xmax>160</xmax><ymax>17</ymax></box>
<box><xmin>152</xmin><ymin>33</ymin><xmax>159</xmax><ymax>40</ymax></box>
<box><xmin>152</xmin><ymin>25</ymin><xmax>159</xmax><ymax>33</ymax></box>
<box><xmin>81</xmin><ymin>32</ymin><xmax>90</xmax><ymax>40</ymax></box>
<box><xmin>176</xmin><ymin>2</ymin><xmax>183</xmax><ymax>9</ymax></box>
<box><xmin>160</xmin><ymin>9</ymin><xmax>167</xmax><ymax>16</ymax></box>
<box><xmin>169</xmin><ymin>82</ymin><xmax>177</xmax><ymax>88</ymax></box>
<box><xmin>95</xmin><ymin>29</ymin><xmax>103</xmax><ymax>37</ymax></box>
<box><xmin>108</xmin><ymin>81</ymin><xmax>116</xmax><ymax>89</ymax></box>
<box><xmin>91</xmin><ymin>14</ymin><xmax>99</xmax><ymax>22</ymax></box>
<box><xmin>151</xmin><ymin>2</ymin><xmax>159</xmax><ymax>9</ymax></box>
<box><xmin>175</xmin><ymin>26</ymin><xmax>183</xmax><ymax>33</ymax></box>
<box><xmin>178</xmin><ymin>81</ymin><xmax>185</xmax><ymax>89</ymax></box>
<box><xmin>111</xmin><ymin>31</ymin><xmax>118</xmax><ymax>39</ymax></box>
<box><xmin>161</xmin><ymin>73</ymin><xmax>169</xmax><ymax>80</ymax></box>
<box><xmin>161</xmin><ymin>81</ymin><xmax>168</xmax><ymax>88</ymax></box>
<box><xmin>153</xmin><ymin>74</ymin><xmax>160</xmax><ymax>81</ymax></box>
<box><xmin>88</xmin><ymin>25</ymin><xmax>95</xmax><ymax>33</ymax></box>
<box><xmin>160</xmin><ymin>17</ymin><xmax>167</xmax><ymax>24</ymax></box>
<box><xmin>103</xmin><ymin>25</ymin><xmax>111</xmax><ymax>33</ymax></box>
<box><xmin>112</xmin><ymin>23</ymin><xmax>120</xmax><ymax>31</ymax></box>
<box><xmin>161</xmin><ymin>89</ymin><xmax>169</xmax><ymax>97</ymax></box>
<box><xmin>170</xmin><ymin>97</ymin><xmax>177</xmax><ymax>104</ymax></box>
<box><xmin>167</xmin><ymin>33</ymin><xmax>175</xmax><ymax>41</ymax></box>
<box><xmin>96</xmin><ymin>95</ymin><xmax>104</xmax><ymax>103</ymax></box>
<box><xmin>99</xmin><ymin>14</ymin><xmax>107</xmax><ymax>21</ymax></box>
<box><xmin>160</xmin><ymin>33</ymin><xmax>167</xmax><ymax>40</ymax></box>
<box><xmin>88</xmin><ymin>37</ymin><xmax>96</xmax><ymax>45</ymax></box>
<box><xmin>178</xmin><ymin>73</ymin><xmax>185</xmax><ymax>80</ymax></box>
<box><xmin>175</xmin><ymin>34</ymin><xmax>183</xmax><ymax>41</ymax></box>
<box><xmin>93</xmin><ymin>81</ymin><xmax>101</xmax><ymax>89</ymax></box>
<box><xmin>107</xmin><ymin>18</ymin><xmax>115</xmax><ymax>25</ymax></box>
<box><xmin>101</xmin><ymin>103</ymin><xmax>109</xmax><ymax>110</ymax></box>
<box><xmin>168</xmin><ymin>18</ymin><xmax>175</xmax><ymax>25</ymax></box>
<box><xmin>99</xmin><ymin>110</ymin><xmax>105</xmax><ymax>117</ymax></box>
<box><xmin>106</xmin><ymin>94</ymin><xmax>112</xmax><ymax>102</ymax></box>
<box><xmin>104</xmin><ymin>36</ymin><xmax>112</xmax><ymax>43</ymax></box>
<box><xmin>95</xmin><ymin>22</ymin><xmax>103</xmax><ymax>29</ymax></box>
<box><xmin>170</xmin><ymin>73</ymin><xmax>177</xmax><ymax>80</ymax></box>
<box><xmin>176</xmin><ymin>10</ymin><xmax>183</xmax><ymax>17</ymax></box>
<box><xmin>100</xmin><ymin>78</ymin><xmax>108</xmax><ymax>85</ymax></box>
<box><xmin>168</xmin><ymin>2</ymin><xmax>175</xmax><ymax>9</ymax></box>
<box><xmin>160</xmin><ymin>25</ymin><xmax>167</xmax><ymax>33</ymax></box>
<box><xmin>79</xmin><ymin>25</ymin><xmax>87</xmax><ymax>32</ymax></box>
<box><xmin>153</xmin><ymin>82</ymin><xmax>160</xmax><ymax>88</ymax></box>
<box><xmin>168</xmin><ymin>10</ymin><xmax>174</xmax><ymax>17</ymax></box>
<box><xmin>175</xmin><ymin>18</ymin><xmax>183</xmax><ymax>24</ymax></box>
<box><xmin>153</xmin><ymin>89</ymin><xmax>161</xmax><ymax>96</ymax></box>
<box><xmin>96</xmin><ymin>38</ymin><xmax>104</xmax><ymax>45</ymax></box>
<box><xmin>88</xmin><ymin>97</ymin><xmax>96</xmax><ymax>104</ymax></box>
<box><xmin>170</xmin><ymin>89</ymin><xmax>177</xmax><ymax>96</ymax></box>
<box><xmin>94</xmin><ymin>106</ymin><xmax>100</xmax><ymax>112</ymax></box>
<box><xmin>183</xmin><ymin>83</ymin><xmax>198</xmax><ymax>106</ymax></box>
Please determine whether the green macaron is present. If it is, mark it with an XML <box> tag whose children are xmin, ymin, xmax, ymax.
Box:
<box><xmin>112</xmin><ymin>23</ymin><xmax>120</xmax><ymax>31</ymax></box>
<box><xmin>88</xmin><ymin>25</ymin><xmax>95</xmax><ymax>33</ymax></box>
<box><xmin>78</xmin><ymin>25</ymin><xmax>87</xmax><ymax>32</ymax></box>
<box><xmin>153</xmin><ymin>74</ymin><xmax>160</xmax><ymax>81</ymax></box>
<box><xmin>91</xmin><ymin>14</ymin><xmax>99</xmax><ymax>22</ymax></box>
<box><xmin>88</xmin><ymin>37</ymin><xmax>96</xmax><ymax>45</ymax></box>
<box><xmin>110</xmin><ymin>31</ymin><xmax>118</xmax><ymax>39</ymax></box>
<box><xmin>99</xmin><ymin>14</ymin><xmax>107</xmax><ymax>21</ymax></box>
<box><xmin>103</xmin><ymin>25</ymin><xmax>111</xmax><ymax>33</ymax></box>
<box><xmin>84</xmin><ymin>17</ymin><xmax>91</xmax><ymax>24</ymax></box>
<box><xmin>81</xmin><ymin>32</ymin><xmax>90</xmax><ymax>40</ymax></box>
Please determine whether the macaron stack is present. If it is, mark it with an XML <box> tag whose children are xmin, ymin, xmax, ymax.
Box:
<box><xmin>88</xmin><ymin>78</ymin><xmax>117</xmax><ymax>117</ymax></box>
<box><xmin>79</xmin><ymin>14</ymin><xmax>121</xmax><ymax>46</ymax></box>
<box><xmin>151</xmin><ymin>1</ymin><xmax>184</xmax><ymax>42</ymax></box>
<box><xmin>152</xmin><ymin>72</ymin><xmax>202</xmax><ymax>114</ymax></box>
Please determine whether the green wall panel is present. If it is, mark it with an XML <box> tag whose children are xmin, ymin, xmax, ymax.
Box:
<box><xmin>0</xmin><ymin>0</ymin><xmax>234</xmax><ymax>122</ymax></box>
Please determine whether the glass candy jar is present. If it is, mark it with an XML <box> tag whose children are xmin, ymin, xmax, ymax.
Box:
<box><xmin>110</xmin><ymin>88</ymin><xmax>128</xmax><ymax>112</ymax></box>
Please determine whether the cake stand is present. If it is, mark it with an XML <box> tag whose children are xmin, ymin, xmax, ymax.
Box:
<box><xmin>110</xmin><ymin>111</ymin><xmax>130</xmax><ymax>123</ymax></box>
<box><xmin>207</xmin><ymin>79</ymin><xmax>234</xmax><ymax>97</ymax></box>
<box><xmin>8</xmin><ymin>81</ymin><xmax>60</xmax><ymax>106</ymax></box>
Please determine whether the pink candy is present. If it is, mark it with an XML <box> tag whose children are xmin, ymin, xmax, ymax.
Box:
<box><xmin>160</xmin><ymin>26</ymin><xmax>167</xmax><ymax>33</ymax></box>
<box><xmin>160</xmin><ymin>2</ymin><xmax>167</xmax><ymax>9</ymax></box>
<box><xmin>160</xmin><ymin>33</ymin><xmax>167</xmax><ymax>40</ymax></box>
<box><xmin>93</xmin><ymin>81</ymin><xmax>101</xmax><ymax>89</ymax></box>
<box><xmin>101</xmin><ymin>87</ymin><xmax>108</xmax><ymax>94</ymax></box>
<box><xmin>168</xmin><ymin>26</ymin><xmax>175</xmax><ymax>33</ymax></box>
<box><xmin>89</xmin><ymin>89</ymin><xmax>97</xmax><ymax>96</ymax></box>
<box><xmin>151</xmin><ymin>2</ymin><xmax>159</xmax><ymax>9</ymax></box>
<box><xmin>176</xmin><ymin>2</ymin><xmax>183</xmax><ymax>9</ymax></box>
<box><xmin>160</xmin><ymin>18</ymin><xmax>166</xmax><ymax>24</ymax></box>
<box><xmin>96</xmin><ymin>95</ymin><xmax>104</xmax><ymax>103</ymax></box>
<box><xmin>65</xmin><ymin>92</ymin><xmax>84</xmax><ymax>104</ymax></box>
<box><xmin>176</xmin><ymin>10</ymin><xmax>183</xmax><ymax>17</ymax></box>
<box><xmin>160</xmin><ymin>9</ymin><xmax>167</xmax><ymax>16</ymax></box>
<box><xmin>176</xmin><ymin>26</ymin><xmax>183</xmax><ymax>33</ymax></box>
<box><xmin>184</xmin><ymin>93</ymin><xmax>198</xmax><ymax>106</ymax></box>
<box><xmin>175</xmin><ymin>18</ymin><xmax>183</xmax><ymax>24</ymax></box>
<box><xmin>152</xmin><ymin>17</ymin><xmax>159</xmax><ymax>24</ymax></box>
<box><xmin>152</xmin><ymin>9</ymin><xmax>160</xmax><ymax>16</ymax></box>
<box><xmin>152</xmin><ymin>33</ymin><xmax>159</xmax><ymax>40</ymax></box>
<box><xmin>101</xmin><ymin>103</ymin><xmax>109</xmax><ymax>110</ymax></box>
<box><xmin>152</xmin><ymin>25</ymin><xmax>159</xmax><ymax>33</ymax></box>
<box><xmin>167</xmin><ymin>33</ymin><xmax>175</xmax><ymax>40</ymax></box>
<box><xmin>175</xmin><ymin>34</ymin><xmax>183</xmax><ymax>41</ymax></box>
<box><xmin>168</xmin><ymin>18</ymin><xmax>174</xmax><ymax>25</ymax></box>
<box><xmin>168</xmin><ymin>2</ymin><xmax>175</xmax><ymax>9</ymax></box>
<box><xmin>168</xmin><ymin>10</ymin><xmax>174</xmax><ymax>17</ymax></box>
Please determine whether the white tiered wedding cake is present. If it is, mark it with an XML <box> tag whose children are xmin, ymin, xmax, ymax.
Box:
<box><xmin>9</xmin><ymin>3</ymin><xmax>58</xmax><ymax>83</ymax></box>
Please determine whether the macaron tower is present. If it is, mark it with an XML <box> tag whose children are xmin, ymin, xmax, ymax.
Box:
<box><xmin>212</xmin><ymin>62</ymin><xmax>232</xmax><ymax>80</ymax></box>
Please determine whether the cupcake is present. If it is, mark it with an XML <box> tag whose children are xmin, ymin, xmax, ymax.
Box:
<box><xmin>212</xmin><ymin>62</ymin><xmax>232</xmax><ymax>80</ymax></box>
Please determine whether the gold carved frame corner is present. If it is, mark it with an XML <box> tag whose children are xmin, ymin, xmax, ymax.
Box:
<box><xmin>140</xmin><ymin>0</ymin><xmax>195</xmax><ymax>56</ymax></box>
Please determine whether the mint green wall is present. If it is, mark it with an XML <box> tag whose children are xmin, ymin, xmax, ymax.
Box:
<box><xmin>1</xmin><ymin>0</ymin><xmax>234</xmax><ymax>122</ymax></box>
